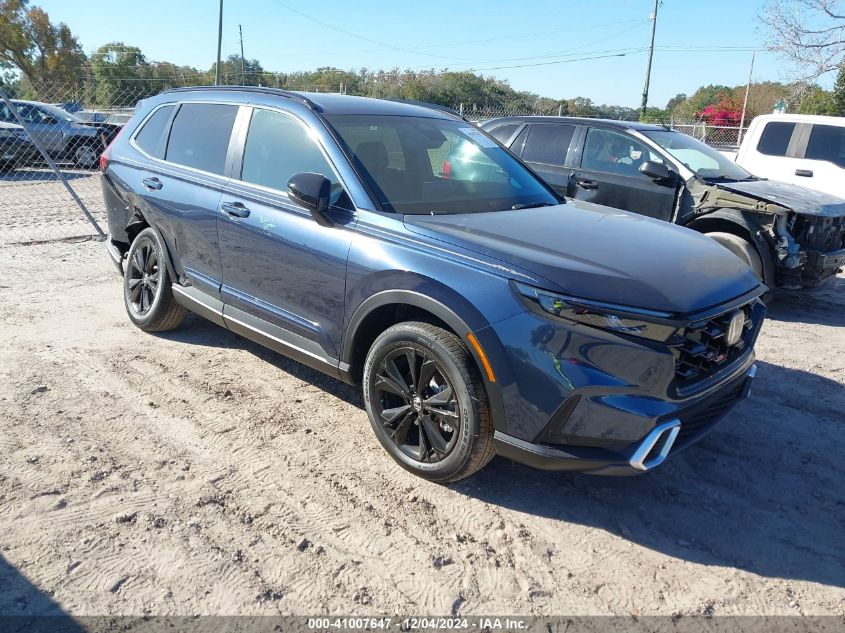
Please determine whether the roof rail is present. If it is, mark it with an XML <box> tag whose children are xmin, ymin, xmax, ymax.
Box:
<box><xmin>162</xmin><ymin>85</ymin><xmax>322</xmax><ymax>111</ymax></box>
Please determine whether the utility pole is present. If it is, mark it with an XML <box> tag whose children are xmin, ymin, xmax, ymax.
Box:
<box><xmin>738</xmin><ymin>50</ymin><xmax>757</xmax><ymax>145</ymax></box>
<box><xmin>640</xmin><ymin>0</ymin><xmax>660</xmax><ymax>119</ymax></box>
<box><xmin>239</xmin><ymin>24</ymin><xmax>246</xmax><ymax>85</ymax></box>
<box><xmin>215</xmin><ymin>0</ymin><xmax>223</xmax><ymax>85</ymax></box>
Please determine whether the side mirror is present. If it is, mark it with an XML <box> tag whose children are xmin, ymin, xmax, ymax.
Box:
<box><xmin>287</xmin><ymin>172</ymin><xmax>334</xmax><ymax>227</ymax></box>
<box><xmin>639</xmin><ymin>161</ymin><xmax>672</xmax><ymax>181</ymax></box>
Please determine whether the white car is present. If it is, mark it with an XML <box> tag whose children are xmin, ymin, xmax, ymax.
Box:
<box><xmin>736</xmin><ymin>114</ymin><xmax>845</xmax><ymax>198</ymax></box>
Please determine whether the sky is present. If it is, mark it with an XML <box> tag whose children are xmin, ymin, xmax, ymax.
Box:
<box><xmin>33</xmin><ymin>0</ymin><xmax>835</xmax><ymax>108</ymax></box>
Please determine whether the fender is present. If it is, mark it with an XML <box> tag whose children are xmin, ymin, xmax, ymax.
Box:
<box><xmin>342</xmin><ymin>289</ymin><xmax>509</xmax><ymax>433</ymax></box>
<box><xmin>686</xmin><ymin>208</ymin><xmax>777</xmax><ymax>288</ymax></box>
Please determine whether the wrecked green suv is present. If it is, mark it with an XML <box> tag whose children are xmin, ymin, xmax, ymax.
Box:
<box><xmin>483</xmin><ymin>117</ymin><xmax>845</xmax><ymax>290</ymax></box>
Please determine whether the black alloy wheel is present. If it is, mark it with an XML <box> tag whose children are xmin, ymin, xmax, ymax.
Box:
<box><xmin>373</xmin><ymin>346</ymin><xmax>460</xmax><ymax>463</ymax></box>
<box><xmin>126</xmin><ymin>237</ymin><xmax>161</xmax><ymax>317</ymax></box>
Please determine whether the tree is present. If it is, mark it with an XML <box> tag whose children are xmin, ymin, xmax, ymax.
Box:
<box><xmin>798</xmin><ymin>85</ymin><xmax>835</xmax><ymax>113</ymax></box>
<box><xmin>665</xmin><ymin>93</ymin><xmax>687</xmax><ymax>113</ymax></box>
<box><xmin>0</xmin><ymin>0</ymin><xmax>87</xmax><ymax>88</ymax></box>
<box><xmin>833</xmin><ymin>64</ymin><xmax>845</xmax><ymax>114</ymax></box>
<box><xmin>91</xmin><ymin>42</ymin><xmax>152</xmax><ymax>107</ymax></box>
<box><xmin>699</xmin><ymin>95</ymin><xmax>744</xmax><ymax>126</ymax></box>
<box><xmin>761</xmin><ymin>0</ymin><xmax>845</xmax><ymax>80</ymax></box>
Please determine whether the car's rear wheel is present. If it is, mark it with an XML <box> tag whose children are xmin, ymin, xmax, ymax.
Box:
<box><xmin>363</xmin><ymin>322</ymin><xmax>495</xmax><ymax>482</ymax></box>
<box><xmin>123</xmin><ymin>227</ymin><xmax>187</xmax><ymax>332</ymax></box>
<box><xmin>72</xmin><ymin>142</ymin><xmax>99</xmax><ymax>169</ymax></box>
<box><xmin>706</xmin><ymin>232</ymin><xmax>764</xmax><ymax>280</ymax></box>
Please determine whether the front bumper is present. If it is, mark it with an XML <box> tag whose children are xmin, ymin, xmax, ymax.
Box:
<box><xmin>477</xmin><ymin>294</ymin><xmax>764</xmax><ymax>476</ymax></box>
<box><xmin>494</xmin><ymin>363</ymin><xmax>756</xmax><ymax>475</ymax></box>
<box><xmin>801</xmin><ymin>247</ymin><xmax>845</xmax><ymax>287</ymax></box>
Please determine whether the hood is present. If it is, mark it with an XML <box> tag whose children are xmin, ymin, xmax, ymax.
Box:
<box><xmin>714</xmin><ymin>179</ymin><xmax>845</xmax><ymax>217</ymax></box>
<box><xmin>404</xmin><ymin>201</ymin><xmax>763</xmax><ymax>315</ymax></box>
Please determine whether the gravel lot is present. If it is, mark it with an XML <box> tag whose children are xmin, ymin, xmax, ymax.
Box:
<box><xmin>0</xmin><ymin>232</ymin><xmax>843</xmax><ymax>617</ymax></box>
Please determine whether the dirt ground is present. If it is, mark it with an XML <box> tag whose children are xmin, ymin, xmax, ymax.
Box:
<box><xmin>0</xmin><ymin>238</ymin><xmax>843</xmax><ymax>617</ymax></box>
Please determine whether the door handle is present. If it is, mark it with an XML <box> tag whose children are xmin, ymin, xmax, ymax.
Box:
<box><xmin>576</xmin><ymin>178</ymin><xmax>599</xmax><ymax>190</ymax></box>
<box><xmin>795</xmin><ymin>169</ymin><xmax>814</xmax><ymax>178</ymax></box>
<box><xmin>142</xmin><ymin>177</ymin><xmax>163</xmax><ymax>191</ymax></box>
<box><xmin>221</xmin><ymin>201</ymin><xmax>250</xmax><ymax>218</ymax></box>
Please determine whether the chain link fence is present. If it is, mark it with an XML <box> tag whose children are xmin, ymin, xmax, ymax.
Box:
<box><xmin>0</xmin><ymin>80</ymin><xmax>749</xmax><ymax>248</ymax></box>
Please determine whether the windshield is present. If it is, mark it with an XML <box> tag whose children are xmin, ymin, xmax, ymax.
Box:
<box><xmin>324</xmin><ymin>114</ymin><xmax>559</xmax><ymax>214</ymax></box>
<box><xmin>39</xmin><ymin>103</ymin><xmax>84</xmax><ymax>123</ymax></box>
<box><xmin>643</xmin><ymin>130</ymin><xmax>753</xmax><ymax>181</ymax></box>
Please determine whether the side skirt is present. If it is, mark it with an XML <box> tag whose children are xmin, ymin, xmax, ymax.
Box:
<box><xmin>171</xmin><ymin>284</ymin><xmax>351</xmax><ymax>382</ymax></box>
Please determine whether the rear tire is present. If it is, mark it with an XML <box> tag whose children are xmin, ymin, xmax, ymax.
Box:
<box><xmin>363</xmin><ymin>322</ymin><xmax>495</xmax><ymax>483</ymax></box>
<box><xmin>706</xmin><ymin>232</ymin><xmax>764</xmax><ymax>280</ymax></box>
<box><xmin>72</xmin><ymin>142</ymin><xmax>99</xmax><ymax>169</ymax></box>
<box><xmin>123</xmin><ymin>228</ymin><xmax>187</xmax><ymax>332</ymax></box>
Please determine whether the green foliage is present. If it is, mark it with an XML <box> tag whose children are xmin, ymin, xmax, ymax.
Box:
<box><xmin>0</xmin><ymin>0</ymin><xmax>87</xmax><ymax>91</ymax></box>
<box><xmin>798</xmin><ymin>86</ymin><xmax>835</xmax><ymax>115</ymax></box>
<box><xmin>833</xmin><ymin>65</ymin><xmax>845</xmax><ymax>116</ymax></box>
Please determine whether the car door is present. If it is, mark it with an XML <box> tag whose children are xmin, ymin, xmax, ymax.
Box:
<box><xmin>792</xmin><ymin>123</ymin><xmax>845</xmax><ymax>197</ymax></box>
<box><xmin>217</xmin><ymin>106</ymin><xmax>356</xmax><ymax>363</ymax></box>
<box><xmin>570</xmin><ymin>127</ymin><xmax>676</xmax><ymax>221</ymax></box>
<box><xmin>131</xmin><ymin>101</ymin><xmax>237</xmax><ymax>298</ymax></box>
<box><xmin>12</xmin><ymin>104</ymin><xmax>63</xmax><ymax>152</ymax></box>
<box><xmin>741</xmin><ymin>119</ymin><xmax>803</xmax><ymax>185</ymax></box>
<box><xmin>517</xmin><ymin>123</ymin><xmax>578</xmax><ymax>195</ymax></box>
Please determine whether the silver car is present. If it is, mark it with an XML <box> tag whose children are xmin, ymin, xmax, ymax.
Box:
<box><xmin>0</xmin><ymin>100</ymin><xmax>101</xmax><ymax>168</ymax></box>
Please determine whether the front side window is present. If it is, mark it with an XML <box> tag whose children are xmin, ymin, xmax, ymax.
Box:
<box><xmin>134</xmin><ymin>105</ymin><xmax>175</xmax><ymax>158</ymax></box>
<box><xmin>325</xmin><ymin>114</ymin><xmax>558</xmax><ymax>214</ymax></box>
<box><xmin>165</xmin><ymin>103</ymin><xmax>238</xmax><ymax>175</ymax></box>
<box><xmin>757</xmin><ymin>121</ymin><xmax>795</xmax><ymax>157</ymax></box>
<box><xmin>643</xmin><ymin>130</ymin><xmax>752</xmax><ymax>181</ymax></box>
<box><xmin>522</xmin><ymin>124</ymin><xmax>576</xmax><ymax>166</ymax></box>
<box><xmin>804</xmin><ymin>124</ymin><xmax>845</xmax><ymax>168</ymax></box>
<box><xmin>240</xmin><ymin>108</ymin><xmax>341</xmax><ymax>196</ymax></box>
<box><xmin>581</xmin><ymin>128</ymin><xmax>663</xmax><ymax>177</ymax></box>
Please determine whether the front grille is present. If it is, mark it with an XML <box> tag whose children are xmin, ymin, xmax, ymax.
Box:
<box><xmin>676</xmin><ymin>378</ymin><xmax>746</xmax><ymax>441</ymax></box>
<box><xmin>670</xmin><ymin>303</ymin><xmax>755</xmax><ymax>390</ymax></box>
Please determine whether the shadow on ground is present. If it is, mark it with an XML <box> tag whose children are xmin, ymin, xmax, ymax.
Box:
<box><xmin>155</xmin><ymin>312</ymin><xmax>844</xmax><ymax>589</ymax></box>
<box><xmin>0</xmin><ymin>555</ymin><xmax>84</xmax><ymax>630</ymax></box>
<box><xmin>766</xmin><ymin>275</ymin><xmax>845</xmax><ymax>327</ymax></box>
<box><xmin>0</xmin><ymin>168</ymin><xmax>94</xmax><ymax>183</ymax></box>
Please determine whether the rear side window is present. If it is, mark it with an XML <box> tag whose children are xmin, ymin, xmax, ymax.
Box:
<box><xmin>804</xmin><ymin>124</ymin><xmax>845</xmax><ymax>168</ymax></box>
<box><xmin>487</xmin><ymin>123</ymin><xmax>521</xmax><ymax>145</ymax></box>
<box><xmin>134</xmin><ymin>105</ymin><xmax>175</xmax><ymax>158</ymax></box>
<box><xmin>756</xmin><ymin>122</ymin><xmax>795</xmax><ymax>157</ymax></box>
<box><xmin>240</xmin><ymin>108</ymin><xmax>339</xmax><ymax>192</ymax></box>
<box><xmin>522</xmin><ymin>124</ymin><xmax>576</xmax><ymax>166</ymax></box>
<box><xmin>165</xmin><ymin>103</ymin><xmax>238</xmax><ymax>175</ymax></box>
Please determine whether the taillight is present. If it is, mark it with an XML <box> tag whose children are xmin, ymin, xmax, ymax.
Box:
<box><xmin>99</xmin><ymin>126</ymin><xmax>126</xmax><ymax>172</ymax></box>
<box><xmin>442</xmin><ymin>159</ymin><xmax>451</xmax><ymax>178</ymax></box>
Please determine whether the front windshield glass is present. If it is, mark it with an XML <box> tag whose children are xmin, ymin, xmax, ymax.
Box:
<box><xmin>643</xmin><ymin>130</ymin><xmax>753</xmax><ymax>181</ymax></box>
<box><xmin>325</xmin><ymin>114</ymin><xmax>559</xmax><ymax>214</ymax></box>
<box><xmin>39</xmin><ymin>103</ymin><xmax>84</xmax><ymax>123</ymax></box>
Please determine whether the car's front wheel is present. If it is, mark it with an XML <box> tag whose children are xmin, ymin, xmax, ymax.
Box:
<box><xmin>123</xmin><ymin>227</ymin><xmax>187</xmax><ymax>332</ymax></box>
<box><xmin>706</xmin><ymin>232</ymin><xmax>765</xmax><ymax>280</ymax></box>
<box><xmin>363</xmin><ymin>322</ymin><xmax>495</xmax><ymax>482</ymax></box>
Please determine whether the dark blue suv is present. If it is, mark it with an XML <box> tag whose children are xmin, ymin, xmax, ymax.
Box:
<box><xmin>101</xmin><ymin>87</ymin><xmax>766</xmax><ymax>482</ymax></box>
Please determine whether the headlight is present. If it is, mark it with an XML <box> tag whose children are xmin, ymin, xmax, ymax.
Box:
<box><xmin>512</xmin><ymin>281</ymin><xmax>678</xmax><ymax>342</ymax></box>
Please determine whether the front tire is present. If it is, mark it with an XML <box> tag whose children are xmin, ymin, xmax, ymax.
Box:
<box><xmin>706</xmin><ymin>232</ymin><xmax>764</xmax><ymax>280</ymax></box>
<box><xmin>123</xmin><ymin>228</ymin><xmax>186</xmax><ymax>332</ymax></box>
<box><xmin>363</xmin><ymin>322</ymin><xmax>495</xmax><ymax>483</ymax></box>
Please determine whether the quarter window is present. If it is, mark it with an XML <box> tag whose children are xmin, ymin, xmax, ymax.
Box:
<box><xmin>756</xmin><ymin>122</ymin><xmax>795</xmax><ymax>157</ymax></box>
<box><xmin>522</xmin><ymin>124</ymin><xmax>576</xmax><ymax>166</ymax></box>
<box><xmin>804</xmin><ymin>124</ymin><xmax>845</xmax><ymax>168</ymax></box>
<box><xmin>581</xmin><ymin>128</ymin><xmax>662</xmax><ymax>177</ymax></box>
<box><xmin>240</xmin><ymin>108</ymin><xmax>340</xmax><ymax>193</ymax></box>
<box><xmin>134</xmin><ymin>105</ymin><xmax>175</xmax><ymax>158</ymax></box>
<box><xmin>487</xmin><ymin>123</ymin><xmax>521</xmax><ymax>145</ymax></box>
<box><xmin>165</xmin><ymin>103</ymin><xmax>238</xmax><ymax>175</ymax></box>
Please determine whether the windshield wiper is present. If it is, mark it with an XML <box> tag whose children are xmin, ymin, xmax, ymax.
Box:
<box><xmin>704</xmin><ymin>175</ymin><xmax>758</xmax><ymax>183</ymax></box>
<box><xmin>511</xmin><ymin>201</ymin><xmax>556</xmax><ymax>210</ymax></box>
